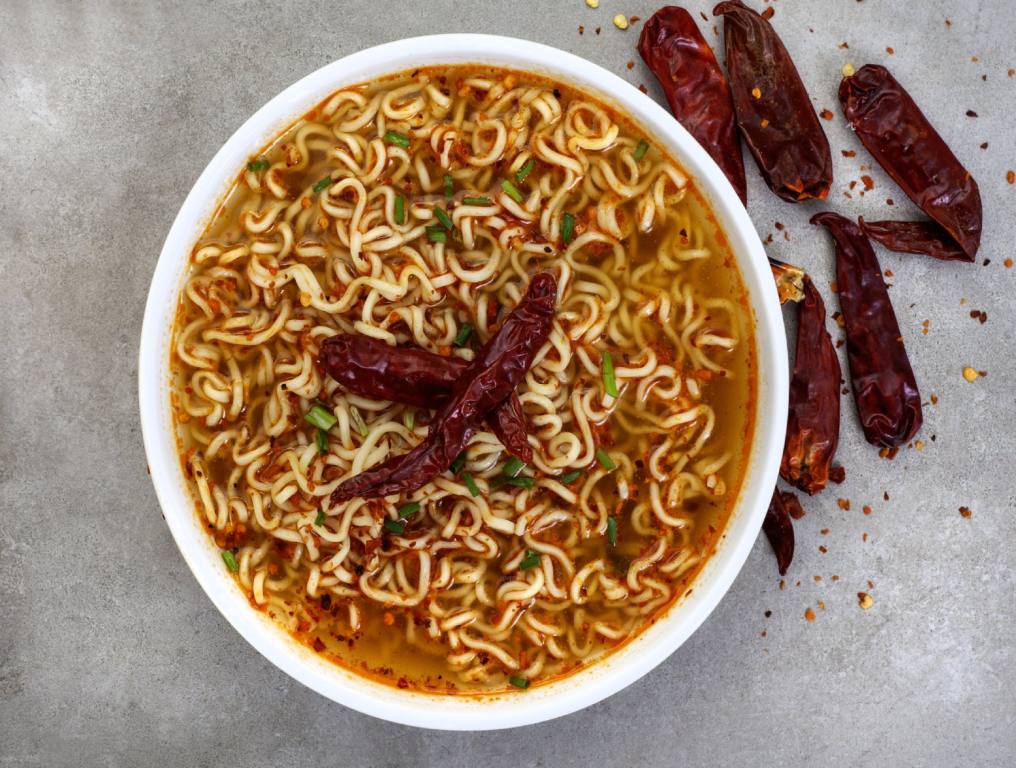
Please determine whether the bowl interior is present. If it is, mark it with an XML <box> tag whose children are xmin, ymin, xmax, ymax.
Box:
<box><xmin>138</xmin><ymin>34</ymin><xmax>787</xmax><ymax>730</ymax></box>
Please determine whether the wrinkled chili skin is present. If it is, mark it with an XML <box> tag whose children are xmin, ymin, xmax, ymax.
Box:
<box><xmin>811</xmin><ymin>212</ymin><xmax>922</xmax><ymax>448</ymax></box>
<box><xmin>840</xmin><ymin>65</ymin><xmax>981</xmax><ymax>261</ymax></box>
<box><xmin>762</xmin><ymin>488</ymin><xmax>795</xmax><ymax>575</ymax></box>
<box><xmin>330</xmin><ymin>272</ymin><xmax>557</xmax><ymax>502</ymax></box>
<box><xmin>638</xmin><ymin>7</ymin><xmax>748</xmax><ymax>204</ymax></box>
<box><xmin>318</xmin><ymin>335</ymin><xmax>531</xmax><ymax>460</ymax></box>
<box><xmin>713</xmin><ymin>0</ymin><xmax>832</xmax><ymax>202</ymax></box>
<box><xmin>768</xmin><ymin>256</ymin><xmax>805</xmax><ymax>304</ymax></box>
<box><xmin>780</xmin><ymin>276</ymin><xmax>841</xmax><ymax>495</ymax></box>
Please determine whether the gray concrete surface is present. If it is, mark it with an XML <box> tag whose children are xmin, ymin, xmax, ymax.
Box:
<box><xmin>2</xmin><ymin>1</ymin><xmax>1014</xmax><ymax>765</ymax></box>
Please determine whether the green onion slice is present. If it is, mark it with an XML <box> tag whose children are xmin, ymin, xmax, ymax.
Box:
<box><xmin>383</xmin><ymin>130</ymin><xmax>411</xmax><ymax>148</ymax></box>
<box><xmin>315</xmin><ymin>510</ymin><xmax>326</xmax><ymax>527</ymax></box>
<box><xmin>634</xmin><ymin>139</ymin><xmax>650</xmax><ymax>161</ymax></box>
<box><xmin>596</xmin><ymin>448</ymin><xmax>617</xmax><ymax>472</ymax></box>
<box><xmin>426</xmin><ymin>226</ymin><xmax>447</xmax><ymax>243</ymax></box>
<box><xmin>394</xmin><ymin>195</ymin><xmax>405</xmax><ymax>225</ymax></box>
<box><xmin>503</xmin><ymin>457</ymin><xmax>526</xmax><ymax>478</ymax></box>
<box><xmin>313</xmin><ymin>176</ymin><xmax>332</xmax><ymax>193</ymax></box>
<box><xmin>561</xmin><ymin>212</ymin><xmax>575</xmax><ymax>244</ymax></box>
<box><xmin>515</xmin><ymin>158</ymin><xmax>535</xmax><ymax>184</ymax></box>
<box><xmin>519</xmin><ymin>550</ymin><xmax>540</xmax><ymax>570</ymax></box>
<box><xmin>508</xmin><ymin>675</ymin><xmax>530</xmax><ymax>689</ymax></box>
<box><xmin>453</xmin><ymin>323</ymin><xmax>473</xmax><ymax>347</ymax></box>
<box><xmin>560</xmin><ymin>470</ymin><xmax>582</xmax><ymax>485</ymax></box>
<box><xmin>221</xmin><ymin>550</ymin><xmax>239</xmax><ymax>572</ymax></box>
<box><xmin>450</xmin><ymin>451</ymin><xmax>467</xmax><ymax>474</ymax></box>
<box><xmin>505</xmin><ymin>476</ymin><xmax>534</xmax><ymax>489</ymax></box>
<box><xmin>383</xmin><ymin>518</ymin><xmax>406</xmax><ymax>534</ymax></box>
<box><xmin>501</xmin><ymin>179</ymin><xmax>524</xmax><ymax>204</ymax></box>
<box><xmin>462</xmin><ymin>196</ymin><xmax>492</xmax><ymax>206</ymax></box>
<box><xmin>304</xmin><ymin>404</ymin><xmax>337</xmax><ymax>431</ymax></box>
<box><xmin>398</xmin><ymin>502</ymin><xmax>421</xmax><ymax>519</ymax></box>
<box><xmin>606</xmin><ymin>516</ymin><xmax>618</xmax><ymax>546</ymax></box>
<box><xmin>602</xmin><ymin>351</ymin><xmax>619</xmax><ymax>398</ymax></box>
<box><xmin>434</xmin><ymin>206</ymin><xmax>454</xmax><ymax>230</ymax></box>
<box><xmin>444</xmin><ymin>173</ymin><xmax>454</xmax><ymax>199</ymax></box>
<box><xmin>463</xmin><ymin>472</ymin><xmax>481</xmax><ymax>498</ymax></box>
<box><xmin>315</xmin><ymin>429</ymin><xmax>329</xmax><ymax>454</ymax></box>
<box><xmin>246</xmin><ymin>158</ymin><xmax>269</xmax><ymax>172</ymax></box>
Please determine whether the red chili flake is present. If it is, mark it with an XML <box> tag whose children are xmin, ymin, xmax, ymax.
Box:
<box><xmin>626</xmin><ymin>60</ymin><xmax>635</xmax><ymax>70</ymax></box>
<box><xmin>761</xmin><ymin>6</ymin><xmax>775</xmax><ymax>20</ymax></box>
<box><xmin>838</xmin><ymin>42</ymin><xmax>850</xmax><ymax>49</ymax></box>
<box><xmin>829</xmin><ymin>465</ymin><xmax>846</xmax><ymax>484</ymax></box>
<box><xmin>783</xmin><ymin>492</ymin><xmax>806</xmax><ymax>520</ymax></box>
<box><xmin>861</xmin><ymin>175</ymin><xmax>875</xmax><ymax>190</ymax></box>
<box><xmin>1005</xmin><ymin>258</ymin><xmax>1014</xmax><ymax>268</ymax></box>
<box><xmin>863</xmin><ymin>532</ymin><xmax>869</xmax><ymax>541</ymax></box>
<box><xmin>959</xmin><ymin>506</ymin><xmax>973</xmax><ymax>518</ymax></box>
<box><xmin>884</xmin><ymin>491</ymin><xmax>890</xmax><ymax>500</ymax></box>
<box><xmin>886</xmin><ymin>47</ymin><xmax>895</xmax><ymax>55</ymax></box>
<box><xmin>930</xmin><ymin>394</ymin><xmax>938</xmax><ymax>404</ymax></box>
<box><xmin>579</xmin><ymin>25</ymin><xmax>584</xmax><ymax>35</ymax></box>
<box><xmin>820</xmin><ymin>528</ymin><xmax>830</xmax><ymax>535</ymax></box>
<box><xmin>945</xmin><ymin>19</ymin><xmax>952</xmax><ymax>27</ymax></box>
<box><xmin>630</xmin><ymin>15</ymin><xmax>641</xmax><ymax>22</ymax></box>
<box><xmin>774</xmin><ymin>221</ymin><xmax>784</xmax><ymax>230</ymax></box>
<box><xmin>966</xmin><ymin>110</ymin><xmax>979</xmax><ymax>117</ymax></box>
<box><xmin>820</xmin><ymin>108</ymin><xmax>834</xmax><ymax>120</ymax></box>
<box><xmin>804</xmin><ymin>607</ymin><xmax>816</xmax><ymax>621</ymax></box>
<box><xmin>595</xmin><ymin>26</ymin><xmax>602</xmax><ymax>35</ymax></box>
<box><xmin>980</xmin><ymin>142</ymin><xmax>989</xmax><ymax>149</ymax></box>
<box><xmin>837</xmin><ymin>498</ymin><xmax>851</xmax><ymax>510</ymax></box>
<box><xmin>638</xmin><ymin>83</ymin><xmax>648</xmax><ymax>93</ymax></box>
<box><xmin>1007</xmin><ymin>170</ymin><xmax>1015</xmax><ymax>184</ymax></box>
<box><xmin>819</xmin><ymin>545</ymin><xmax>828</xmax><ymax>553</ymax></box>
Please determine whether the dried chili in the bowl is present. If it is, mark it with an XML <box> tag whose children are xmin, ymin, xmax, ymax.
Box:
<box><xmin>318</xmin><ymin>334</ymin><xmax>531</xmax><ymax>461</ymax></box>
<box><xmin>781</xmin><ymin>275</ymin><xmax>841</xmax><ymax>495</ymax></box>
<box><xmin>638</xmin><ymin>6</ymin><xmax>748</xmax><ymax>203</ymax></box>
<box><xmin>811</xmin><ymin>212</ymin><xmax>922</xmax><ymax>448</ymax></box>
<box><xmin>840</xmin><ymin>64</ymin><xmax>982</xmax><ymax>261</ymax></box>
<box><xmin>329</xmin><ymin>272</ymin><xmax>557</xmax><ymax>503</ymax></box>
<box><xmin>713</xmin><ymin>0</ymin><xmax>832</xmax><ymax>202</ymax></box>
<box><xmin>763</xmin><ymin>488</ymin><xmax>796</xmax><ymax>575</ymax></box>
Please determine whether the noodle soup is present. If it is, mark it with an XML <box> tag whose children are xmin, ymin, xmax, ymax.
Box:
<box><xmin>170</xmin><ymin>66</ymin><xmax>756</xmax><ymax>693</ymax></box>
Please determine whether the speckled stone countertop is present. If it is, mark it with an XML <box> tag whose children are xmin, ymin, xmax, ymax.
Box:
<box><xmin>2</xmin><ymin>1</ymin><xmax>1013</xmax><ymax>765</ymax></box>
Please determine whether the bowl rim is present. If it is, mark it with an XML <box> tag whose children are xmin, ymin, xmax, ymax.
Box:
<box><xmin>138</xmin><ymin>33</ymin><xmax>787</xmax><ymax>731</ymax></box>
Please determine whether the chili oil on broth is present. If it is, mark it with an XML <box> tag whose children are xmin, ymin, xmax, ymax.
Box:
<box><xmin>170</xmin><ymin>65</ymin><xmax>756</xmax><ymax>694</ymax></box>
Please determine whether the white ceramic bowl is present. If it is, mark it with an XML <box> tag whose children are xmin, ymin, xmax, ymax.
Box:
<box><xmin>139</xmin><ymin>34</ymin><xmax>787</xmax><ymax>730</ymax></box>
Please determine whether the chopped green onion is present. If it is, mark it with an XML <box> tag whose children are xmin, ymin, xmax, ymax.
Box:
<box><xmin>350</xmin><ymin>406</ymin><xmax>368</xmax><ymax>437</ymax></box>
<box><xmin>450</xmin><ymin>451</ymin><xmax>467</xmax><ymax>474</ymax></box>
<box><xmin>453</xmin><ymin>323</ymin><xmax>473</xmax><ymax>347</ymax></box>
<box><xmin>426</xmin><ymin>226</ymin><xmax>447</xmax><ymax>243</ymax></box>
<box><xmin>515</xmin><ymin>157</ymin><xmax>535</xmax><ymax>184</ymax></box>
<box><xmin>602</xmin><ymin>351</ymin><xmax>619</xmax><ymax>398</ymax></box>
<box><xmin>596</xmin><ymin>448</ymin><xmax>617</xmax><ymax>472</ymax></box>
<box><xmin>519</xmin><ymin>550</ymin><xmax>540</xmax><ymax>570</ymax></box>
<box><xmin>304</xmin><ymin>404</ymin><xmax>337</xmax><ymax>431</ymax></box>
<box><xmin>221</xmin><ymin>550</ymin><xmax>239</xmax><ymax>572</ymax></box>
<box><xmin>508</xmin><ymin>675</ymin><xmax>530</xmax><ymax>689</ymax></box>
<box><xmin>560</xmin><ymin>470</ymin><xmax>582</xmax><ymax>485</ymax></box>
<box><xmin>634</xmin><ymin>139</ymin><xmax>650</xmax><ymax>161</ymax></box>
<box><xmin>403</xmin><ymin>408</ymin><xmax>415</xmax><ymax>431</ymax></box>
<box><xmin>434</xmin><ymin>206</ymin><xmax>454</xmax><ymax>230</ymax></box>
<box><xmin>383</xmin><ymin>518</ymin><xmax>406</xmax><ymax>534</ymax></box>
<box><xmin>606</xmin><ymin>516</ymin><xmax>618</xmax><ymax>546</ymax></box>
<box><xmin>398</xmin><ymin>502</ymin><xmax>421</xmax><ymax>518</ymax></box>
<box><xmin>561</xmin><ymin>212</ymin><xmax>575</xmax><ymax>244</ymax></box>
<box><xmin>505</xmin><ymin>476</ymin><xmax>534</xmax><ymax>489</ymax></box>
<box><xmin>462</xmin><ymin>196</ymin><xmax>492</xmax><ymax>206</ymax></box>
<box><xmin>463</xmin><ymin>472</ymin><xmax>481</xmax><ymax>497</ymax></box>
<box><xmin>315</xmin><ymin>429</ymin><xmax>329</xmax><ymax>454</ymax></box>
<box><xmin>383</xmin><ymin>130</ymin><xmax>411</xmax><ymax>148</ymax></box>
<box><xmin>394</xmin><ymin>195</ymin><xmax>405</xmax><ymax>225</ymax></box>
<box><xmin>501</xmin><ymin>179</ymin><xmax>524</xmax><ymax>204</ymax></box>
<box><xmin>246</xmin><ymin>158</ymin><xmax>269</xmax><ymax>172</ymax></box>
<box><xmin>443</xmin><ymin>173</ymin><xmax>454</xmax><ymax>199</ymax></box>
<box><xmin>315</xmin><ymin>510</ymin><xmax>326</xmax><ymax>527</ymax></box>
<box><xmin>313</xmin><ymin>176</ymin><xmax>332</xmax><ymax>193</ymax></box>
<box><xmin>503</xmin><ymin>457</ymin><xmax>526</xmax><ymax>478</ymax></box>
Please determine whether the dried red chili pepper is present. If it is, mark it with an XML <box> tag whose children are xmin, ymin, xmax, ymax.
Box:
<box><xmin>762</xmin><ymin>488</ymin><xmax>796</xmax><ymax>575</ymax></box>
<box><xmin>811</xmin><ymin>212</ymin><xmax>922</xmax><ymax>448</ymax></box>
<box><xmin>318</xmin><ymin>335</ymin><xmax>531</xmax><ymax>461</ymax></box>
<box><xmin>768</xmin><ymin>257</ymin><xmax>805</xmax><ymax>304</ymax></box>
<box><xmin>780</xmin><ymin>275</ymin><xmax>841</xmax><ymax>495</ymax></box>
<box><xmin>638</xmin><ymin>7</ymin><xmax>748</xmax><ymax>203</ymax></box>
<box><xmin>840</xmin><ymin>65</ymin><xmax>982</xmax><ymax>261</ymax></box>
<box><xmin>713</xmin><ymin>0</ymin><xmax>832</xmax><ymax>202</ymax></box>
<box><xmin>330</xmin><ymin>272</ymin><xmax>557</xmax><ymax>502</ymax></box>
